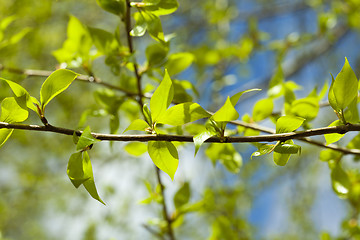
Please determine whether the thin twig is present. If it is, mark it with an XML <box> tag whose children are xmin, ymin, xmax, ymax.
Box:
<box><xmin>1</xmin><ymin>121</ymin><xmax>360</xmax><ymax>155</ymax></box>
<box><xmin>124</xmin><ymin>0</ymin><xmax>144</xmax><ymax>107</ymax></box>
<box><xmin>143</xmin><ymin>224</ymin><xmax>166</xmax><ymax>240</ymax></box>
<box><xmin>155</xmin><ymin>167</ymin><xmax>176</xmax><ymax>240</ymax></box>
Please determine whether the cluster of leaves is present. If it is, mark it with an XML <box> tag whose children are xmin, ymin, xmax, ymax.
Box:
<box><xmin>2</xmin><ymin>0</ymin><xmax>360</xmax><ymax>239</ymax></box>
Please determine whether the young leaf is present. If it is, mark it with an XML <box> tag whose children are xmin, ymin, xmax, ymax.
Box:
<box><xmin>96</xmin><ymin>0</ymin><xmax>126</xmax><ymax>16</ymax></box>
<box><xmin>158</xmin><ymin>102</ymin><xmax>211</xmax><ymax>126</ymax></box>
<box><xmin>82</xmin><ymin>152</ymin><xmax>105</xmax><ymax>204</ymax></box>
<box><xmin>76</xmin><ymin>126</ymin><xmax>101</xmax><ymax>151</ymax></box>
<box><xmin>324</xmin><ymin>120</ymin><xmax>344</xmax><ymax>145</ymax></box>
<box><xmin>274</xmin><ymin>141</ymin><xmax>301</xmax><ymax>154</ymax></box>
<box><xmin>211</xmin><ymin>96</ymin><xmax>239</xmax><ymax>122</ymax></box>
<box><xmin>194</xmin><ymin>130</ymin><xmax>216</xmax><ymax>156</ymax></box>
<box><xmin>1</xmin><ymin>78</ymin><xmax>38</xmax><ymax>112</ymax></box>
<box><xmin>332</xmin><ymin>58</ymin><xmax>358</xmax><ymax>110</ymax></box>
<box><xmin>291</xmin><ymin>97</ymin><xmax>319</xmax><ymax>120</ymax></box>
<box><xmin>205</xmin><ymin>143</ymin><xmax>242</xmax><ymax>173</ymax></box>
<box><xmin>273</xmin><ymin>152</ymin><xmax>290</xmax><ymax>166</ymax></box>
<box><xmin>123</xmin><ymin>119</ymin><xmax>150</xmax><ymax>133</ymax></box>
<box><xmin>148</xmin><ymin>141</ymin><xmax>179</xmax><ymax>180</ymax></box>
<box><xmin>40</xmin><ymin>69</ymin><xmax>79</xmax><ymax>112</ymax></box>
<box><xmin>0</xmin><ymin>97</ymin><xmax>28</xmax><ymax>123</ymax></box>
<box><xmin>0</xmin><ymin>129</ymin><xmax>13</xmax><ymax>149</ymax></box>
<box><xmin>331</xmin><ymin>163</ymin><xmax>350</xmax><ymax>198</ymax></box>
<box><xmin>143</xmin><ymin>104</ymin><xmax>153</xmax><ymax>126</ymax></box>
<box><xmin>174</xmin><ymin>182</ymin><xmax>190</xmax><ymax>209</ymax></box>
<box><xmin>165</xmin><ymin>52</ymin><xmax>194</xmax><ymax>76</ymax></box>
<box><xmin>252</xmin><ymin>98</ymin><xmax>273</xmax><ymax>122</ymax></box>
<box><xmin>229</xmin><ymin>88</ymin><xmax>261</xmax><ymax>106</ymax></box>
<box><xmin>124</xmin><ymin>142</ymin><xmax>148</xmax><ymax>156</ymax></box>
<box><xmin>251</xmin><ymin>144</ymin><xmax>274</xmax><ymax>159</ymax></box>
<box><xmin>67</xmin><ymin>152</ymin><xmax>90</xmax><ymax>188</ymax></box>
<box><xmin>276</xmin><ymin>116</ymin><xmax>305</xmax><ymax>133</ymax></box>
<box><xmin>139</xmin><ymin>11</ymin><xmax>165</xmax><ymax>43</ymax></box>
<box><xmin>143</xmin><ymin>0</ymin><xmax>179</xmax><ymax>16</ymax></box>
<box><xmin>328</xmin><ymin>74</ymin><xmax>339</xmax><ymax>112</ymax></box>
<box><xmin>150</xmin><ymin>70</ymin><xmax>174</xmax><ymax>122</ymax></box>
<box><xmin>130</xmin><ymin>12</ymin><xmax>147</xmax><ymax>37</ymax></box>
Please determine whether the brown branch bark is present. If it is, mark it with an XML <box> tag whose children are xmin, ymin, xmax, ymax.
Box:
<box><xmin>1</xmin><ymin>121</ymin><xmax>360</xmax><ymax>155</ymax></box>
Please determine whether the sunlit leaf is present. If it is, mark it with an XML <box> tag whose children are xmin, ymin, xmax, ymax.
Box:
<box><xmin>324</xmin><ymin>120</ymin><xmax>344</xmax><ymax>145</ymax></box>
<box><xmin>165</xmin><ymin>52</ymin><xmax>194</xmax><ymax>76</ymax></box>
<box><xmin>291</xmin><ymin>97</ymin><xmax>319</xmax><ymax>120</ymax></box>
<box><xmin>274</xmin><ymin>140</ymin><xmax>301</xmax><ymax>154</ymax></box>
<box><xmin>193</xmin><ymin>130</ymin><xmax>216</xmax><ymax>156</ymax></box>
<box><xmin>148</xmin><ymin>141</ymin><xmax>179</xmax><ymax>180</ymax></box>
<box><xmin>40</xmin><ymin>69</ymin><xmax>79</xmax><ymax>112</ymax></box>
<box><xmin>1</xmin><ymin>78</ymin><xmax>38</xmax><ymax>112</ymax></box>
<box><xmin>143</xmin><ymin>0</ymin><xmax>179</xmax><ymax>16</ymax></box>
<box><xmin>96</xmin><ymin>0</ymin><xmax>126</xmax><ymax>16</ymax></box>
<box><xmin>158</xmin><ymin>102</ymin><xmax>211</xmax><ymax>126</ymax></box>
<box><xmin>123</xmin><ymin>119</ymin><xmax>150</xmax><ymax>133</ymax></box>
<box><xmin>276</xmin><ymin>116</ymin><xmax>305</xmax><ymax>133</ymax></box>
<box><xmin>67</xmin><ymin>152</ymin><xmax>90</xmax><ymax>188</ymax></box>
<box><xmin>252</xmin><ymin>98</ymin><xmax>273</xmax><ymax>122</ymax></box>
<box><xmin>0</xmin><ymin>97</ymin><xmax>28</xmax><ymax>123</ymax></box>
<box><xmin>332</xmin><ymin>58</ymin><xmax>358</xmax><ymax>110</ymax></box>
<box><xmin>150</xmin><ymin>70</ymin><xmax>174</xmax><ymax>122</ymax></box>
<box><xmin>0</xmin><ymin>129</ymin><xmax>13</xmax><ymax>149</ymax></box>
<box><xmin>124</xmin><ymin>142</ymin><xmax>148</xmax><ymax>156</ymax></box>
<box><xmin>273</xmin><ymin>152</ymin><xmax>290</xmax><ymax>166</ymax></box>
<box><xmin>229</xmin><ymin>88</ymin><xmax>261</xmax><ymax>106</ymax></box>
<box><xmin>205</xmin><ymin>143</ymin><xmax>242</xmax><ymax>173</ymax></box>
<box><xmin>211</xmin><ymin>97</ymin><xmax>239</xmax><ymax>122</ymax></box>
<box><xmin>76</xmin><ymin>126</ymin><xmax>101</xmax><ymax>151</ymax></box>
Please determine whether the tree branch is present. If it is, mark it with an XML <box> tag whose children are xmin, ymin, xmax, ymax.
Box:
<box><xmin>1</xmin><ymin>121</ymin><xmax>360</xmax><ymax>155</ymax></box>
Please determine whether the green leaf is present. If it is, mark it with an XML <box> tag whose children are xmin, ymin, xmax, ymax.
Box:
<box><xmin>165</xmin><ymin>52</ymin><xmax>194</xmax><ymax>76</ymax></box>
<box><xmin>82</xmin><ymin>152</ymin><xmax>105</xmax><ymax>204</ymax></box>
<box><xmin>67</xmin><ymin>152</ymin><xmax>90</xmax><ymax>188</ymax></box>
<box><xmin>205</xmin><ymin>143</ymin><xmax>242</xmax><ymax>173</ymax></box>
<box><xmin>132</xmin><ymin>11</ymin><xmax>165</xmax><ymax>43</ymax></box>
<box><xmin>274</xmin><ymin>141</ymin><xmax>301</xmax><ymax>154</ymax></box>
<box><xmin>211</xmin><ymin>96</ymin><xmax>239</xmax><ymax>122</ymax></box>
<box><xmin>328</xmin><ymin>74</ymin><xmax>339</xmax><ymax>112</ymax></box>
<box><xmin>158</xmin><ymin>102</ymin><xmax>211</xmax><ymax>126</ymax></box>
<box><xmin>1</xmin><ymin>78</ymin><xmax>38</xmax><ymax>112</ymax></box>
<box><xmin>332</xmin><ymin>57</ymin><xmax>358</xmax><ymax>110</ymax></box>
<box><xmin>124</xmin><ymin>142</ymin><xmax>148</xmax><ymax>156</ymax></box>
<box><xmin>252</xmin><ymin>98</ymin><xmax>273</xmax><ymax>122</ymax></box>
<box><xmin>76</xmin><ymin>126</ymin><xmax>101</xmax><ymax>151</ymax></box>
<box><xmin>96</xmin><ymin>0</ymin><xmax>126</xmax><ymax>16</ymax></box>
<box><xmin>319</xmin><ymin>149</ymin><xmax>342</xmax><ymax>162</ymax></box>
<box><xmin>130</xmin><ymin>12</ymin><xmax>147</xmax><ymax>37</ymax></box>
<box><xmin>344</xmin><ymin>96</ymin><xmax>359</xmax><ymax>123</ymax></box>
<box><xmin>150</xmin><ymin>70</ymin><xmax>174</xmax><ymax>122</ymax></box>
<box><xmin>194</xmin><ymin>130</ymin><xmax>216</xmax><ymax>156</ymax></box>
<box><xmin>273</xmin><ymin>152</ymin><xmax>290</xmax><ymax>166</ymax></box>
<box><xmin>143</xmin><ymin>104</ymin><xmax>153</xmax><ymax>126</ymax></box>
<box><xmin>146</xmin><ymin>43</ymin><xmax>169</xmax><ymax>67</ymax></box>
<box><xmin>40</xmin><ymin>69</ymin><xmax>79</xmax><ymax>112</ymax></box>
<box><xmin>291</xmin><ymin>97</ymin><xmax>319</xmax><ymax>120</ymax></box>
<box><xmin>174</xmin><ymin>182</ymin><xmax>190</xmax><ymax>209</ymax></box>
<box><xmin>276</xmin><ymin>116</ymin><xmax>305</xmax><ymax>133</ymax></box>
<box><xmin>143</xmin><ymin>0</ymin><xmax>179</xmax><ymax>16</ymax></box>
<box><xmin>52</xmin><ymin>16</ymin><xmax>92</xmax><ymax>67</ymax></box>
<box><xmin>148</xmin><ymin>141</ymin><xmax>179</xmax><ymax>180</ymax></box>
<box><xmin>87</xmin><ymin>27</ymin><xmax>119</xmax><ymax>55</ymax></box>
<box><xmin>251</xmin><ymin>144</ymin><xmax>274</xmax><ymax>159</ymax></box>
<box><xmin>331</xmin><ymin>163</ymin><xmax>350</xmax><ymax>198</ymax></box>
<box><xmin>123</xmin><ymin>119</ymin><xmax>150</xmax><ymax>133</ymax></box>
<box><xmin>324</xmin><ymin>120</ymin><xmax>344</xmax><ymax>145</ymax></box>
<box><xmin>229</xmin><ymin>88</ymin><xmax>261</xmax><ymax>106</ymax></box>
<box><xmin>0</xmin><ymin>97</ymin><xmax>28</xmax><ymax>123</ymax></box>
<box><xmin>0</xmin><ymin>129</ymin><xmax>13</xmax><ymax>149</ymax></box>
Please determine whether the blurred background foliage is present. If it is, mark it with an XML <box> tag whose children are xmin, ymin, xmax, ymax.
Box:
<box><xmin>1</xmin><ymin>0</ymin><xmax>360</xmax><ymax>239</ymax></box>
